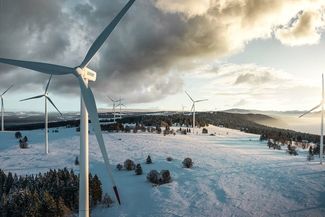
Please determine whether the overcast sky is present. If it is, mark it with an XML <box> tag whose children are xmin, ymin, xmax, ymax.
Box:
<box><xmin>0</xmin><ymin>0</ymin><xmax>325</xmax><ymax>113</ymax></box>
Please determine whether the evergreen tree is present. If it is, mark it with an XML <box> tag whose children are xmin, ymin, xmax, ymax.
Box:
<box><xmin>92</xmin><ymin>175</ymin><xmax>102</xmax><ymax>206</ymax></box>
<box><xmin>56</xmin><ymin>197</ymin><xmax>71</xmax><ymax>217</ymax></box>
<box><xmin>146</xmin><ymin>155</ymin><xmax>152</xmax><ymax>164</ymax></box>
<box><xmin>41</xmin><ymin>191</ymin><xmax>57</xmax><ymax>217</ymax></box>
<box><xmin>135</xmin><ymin>164</ymin><xmax>143</xmax><ymax>175</ymax></box>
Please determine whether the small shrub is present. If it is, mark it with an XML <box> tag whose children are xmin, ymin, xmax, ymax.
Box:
<box><xmin>202</xmin><ymin>128</ymin><xmax>208</xmax><ymax>134</ymax></box>
<box><xmin>147</xmin><ymin>170</ymin><xmax>172</xmax><ymax>185</ymax></box>
<box><xmin>116</xmin><ymin>164</ymin><xmax>123</xmax><ymax>171</ymax></box>
<box><xmin>259</xmin><ymin>134</ymin><xmax>267</xmax><ymax>141</ymax></box>
<box><xmin>146</xmin><ymin>170</ymin><xmax>160</xmax><ymax>184</ymax></box>
<box><xmin>102</xmin><ymin>193</ymin><xmax>114</xmax><ymax>207</ymax></box>
<box><xmin>74</xmin><ymin>156</ymin><xmax>79</xmax><ymax>165</ymax></box>
<box><xmin>287</xmin><ymin>145</ymin><xmax>298</xmax><ymax>156</ymax></box>
<box><xmin>160</xmin><ymin>170</ymin><xmax>171</xmax><ymax>184</ymax></box>
<box><xmin>19</xmin><ymin>136</ymin><xmax>29</xmax><ymax>149</ymax></box>
<box><xmin>15</xmin><ymin>131</ymin><xmax>22</xmax><ymax>139</ymax></box>
<box><xmin>182</xmin><ymin>158</ymin><xmax>193</xmax><ymax>168</ymax></box>
<box><xmin>135</xmin><ymin>164</ymin><xmax>143</xmax><ymax>175</ymax></box>
<box><xmin>146</xmin><ymin>155</ymin><xmax>152</xmax><ymax>164</ymax></box>
<box><xmin>307</xmin><ymin>154</ymin><xmax>314</xmax><ymax>161</ymax></box>
<box><xmin>124</xmin><ymin>159</ymin><xmax>135</xmax><ymax>170</ymax></box>
<box><xmin>166</xmin><ymin>157</ymin><xmax>173</xmax><ymax>161</ymax></box>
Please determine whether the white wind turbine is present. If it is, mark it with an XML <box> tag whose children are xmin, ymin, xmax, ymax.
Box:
<box><xmin>20</xmin><ymin>75</ymin><xmax>61</xmax><ymax>154</ymax></box>
<box><xmin>108</xmin><ymin>96</ymin><xmax>118</xmax><ymax>123</ymax></box>
<box><xmin>1</xmin><ymin>84</ymin><xmax>14</xmax><ymax>131</ymax></box>
<box><xmin>117</xmin><ymin>97</ymin><xmax>126</xmax><ymax>119</ymax></box>
<box><xmin>0</xmin><ymin>0</ymin><xmax>135</xmax><ymax>216</ymax></box>
<box><xmin>299</xmin><ymin>74</ymin><xmax>324</xmax><ymax>164</ymax></box>
<box><xmin>185</xmin><ymin>91</ymin><xmax>208</xmax><ymax>134</ymax></box>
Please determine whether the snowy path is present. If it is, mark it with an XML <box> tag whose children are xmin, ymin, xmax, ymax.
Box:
<box><xmin>1</xmin><ymin>125</ymin><xmax>325</xmax><ymax>217</ymax></box>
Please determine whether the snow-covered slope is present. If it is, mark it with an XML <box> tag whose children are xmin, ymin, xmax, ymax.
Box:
<box><xmin>0</xmin><ymin>125</ymin><xmax>324</xmax><ymax>217</ymax></box>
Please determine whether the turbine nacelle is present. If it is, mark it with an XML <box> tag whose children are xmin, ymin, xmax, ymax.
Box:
<box><xmin>75</xmin><ymin>67</ymin><xmax>97</xmax><ymax>82</ymax></box>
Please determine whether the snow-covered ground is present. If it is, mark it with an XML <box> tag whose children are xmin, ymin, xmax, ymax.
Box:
<box><xmin>1</xmin><ymin>125</ymin><xmax>325</xmax><ymax>217</ymax></box>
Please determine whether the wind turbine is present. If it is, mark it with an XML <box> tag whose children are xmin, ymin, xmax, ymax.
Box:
<box><xmin>181</xmin><ymin>105</ymin><xmax>186</xmax><ymax>114</ymax></box>
<box><xmin>185</xmin><ymin>91</ymin><xmax>208</xmax><ymax>134</ymax></box>
<box><xmin>1</xmin><ymin>84</ymin><xmax>14</xmax><ymax>131</ymax></box>
<box><xmin>117</xmin><ymin>98</ymin><xmax>126</xmax><ymax>119</ymax></box>
<box><xmin>299</xmin><ymin>74</ymin><xmax>324</xmax><ymax>164</ymax></box>
<box><xmin>20</xmin><ymin>75</ymin><xmax>61</xmax><ymax>154</ymax></box>
<box><xmin>0</xmin><ymin>0</ymin><xmax>135</xmax><ymax>216</ymax></box>
<box><xmin>108</xmin><ymin>96</ymin><xmax>118</xmax><ymax>123</ymax></box>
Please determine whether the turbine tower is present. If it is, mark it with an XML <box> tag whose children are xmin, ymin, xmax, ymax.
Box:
<box><xmin>0</xmin><ymin>0</ymin><xmax>135</xmax><ymax>216</ymax></box>
<box><xmin>299</xmin><ymin>74</ymin><xmax>324</xmax><ymax>164</ymax></box>
<box><xmin>185</xmin><ymin>91</ymin><xmax>208</xmax><ymax>134</ymax></box>
<box><xmin>20</xmin><ymin>75</ymin><xmax>61</xmax><ymax>154</ymax></box>
<box><xmin>1</xmin><ymin>84</ymin><xmax>13</xmax><ymax>131</ymax></box>
<box><xmin>117</xmin><ymin>97</ymin><xmax>126</xmax><ymax>119</ymax></box>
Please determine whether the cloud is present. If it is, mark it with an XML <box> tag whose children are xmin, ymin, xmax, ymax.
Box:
<box><xmin>183</xmin><ymin>62</ymin><xmax>318</xmax><ymax>110</ymax></box>
<box><xmin>0</xmin><ymin>0</ymin><xmax>324</xmax><ymax>105</ymax></box>
<box><xmin>275</xmin><ymin>9</ymin><xmax>325</xmax><ymax>46</ymax></box>
<box><xmin>233</xmin><ymin>99</ymin><xmax>247</xmax><ymax>107</ymax></box>
<box><xmin>154</xmin><ymin>0</ymin><xmax>211</xmax><ymax>17</ymax></box>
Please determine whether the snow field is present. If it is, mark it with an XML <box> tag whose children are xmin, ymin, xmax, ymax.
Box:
<box><xmin>0</xmin><ymin>125</ymin><xmax>325</xmax><ymax>217</ymax></box>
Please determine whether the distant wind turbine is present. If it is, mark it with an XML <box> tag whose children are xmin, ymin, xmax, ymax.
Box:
<box><xmin>20</xmin><ymin>75</ymin><xmax>61</xmax><ymax>154</ymax></box>
<box><xmin>181</xmin><ymin>105</ymin><xmax>186</xmax><ymax>114</ymax></box>
<box><xmin>117</xmin><ymin>98</ymin><xmax>126</xmax><ymax>119</ymax></box>
<box><xmin>299</xmin><ymin>74</ymin><xmax>324</xmax><ymax>164</ymax></box>
<box><xmin>0</xmin><ymin>0</ymin><xmax>135</xmax><ymax>216</ymax></box>
<box><xmin>1</xmin><ymin>84</ymin><xmax>14</xmax><ymax>131</ymax></box>
<box><xmin>185</xmin><ymin>91</ymin><xmax>208</xmax><ymax>134</ymax></box>
<box><xmin>108</xmin><ymin>96</ymin><xmax>118</xmax><ymax>123</ymax></box>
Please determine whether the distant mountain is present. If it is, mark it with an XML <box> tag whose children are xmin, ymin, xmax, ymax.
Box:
<box><xmin>223</xmin><ymin>108</ymin><xmax>305</xmax><ymax>116</ymax></box>
<box><xmin>239</xmin><ymin>113</ymin><xmax>288</xmax><ymax>129</ymax></box>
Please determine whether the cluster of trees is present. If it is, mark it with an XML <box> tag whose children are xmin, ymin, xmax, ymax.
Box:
<box><xmin>0</xmin><ymin>168</ymin><xmax>104</xmax><ymax>216</ymax></box>
<box><xmin>14</xmin><ymin>132</ymin><xmax>28</xmax><ymax>149</ymax></box>
<box><xmin>8</xmin><ymin>120</ymin><xmax>80</xmax><ymax>131</ymax></box>
<box><xmin>119</xmin><ymin>114</ymin><xmax>208</xmax><ymax>128</ymax></box>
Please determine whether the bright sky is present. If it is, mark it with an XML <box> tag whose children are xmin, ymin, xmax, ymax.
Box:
<box><xmin>0</xmin><ymin>0</ymin><xmax>325</xmax><ymax>113</ymax></box>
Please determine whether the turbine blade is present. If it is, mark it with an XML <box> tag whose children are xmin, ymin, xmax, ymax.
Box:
<box><xmin>1</xmin><ymin>98</ymin><xmax>3</xmax><ymax>110</ymax></box>
<box><xmin>80</xmin><ymin>0</ymin><xmax>135</xmax><ymax>68</ymax></box>
<box><xmin>116</xmin><ymin>103</ymin><xmax>126</xmax><ymax>107</ymax></box>
<box><xmin>185</xmin><ymin>91</ymin><xmax>194</xmax><ymax>102</ymax></box>
<box><xmin>45</xmin><ymin>75</ymin><xmax>53</xmax><ymax>93</ymax></box>
<box><xmin>46</xmin><ymin>96</ymin><xmax>62</xmax><ymax>116</ymax></box>
<box><xmin>77</xmin><ymin>76</ymin><xmax>121</xmax><ymax>204</ymax></box>
<box><xmin>1</xmin><ymin>84</ymin><xmax>14</xmax><ymax>96</ymax></box>
<box><xmin>195</xmin><ymin>99</ymin><xmax>208</xmax><ymax>103</ymax></box>
<box><xmin>107</xmin><ymin>96</ymin><xmax>116</xmax><ymax>102</ymax></box>
<box><xmin>299</xmin><ymin>103</ymin><xmax>321</xmax><ymax>118</ymax></box>
<box><xmin>20</xmin><ymin>94</ymin><xmax>44</xmax><ymax>102</ymax></box>
<box><xmin>0</xmin><ymin>58</ymin><xmax>73</xmax><ymax>75</ymax></box>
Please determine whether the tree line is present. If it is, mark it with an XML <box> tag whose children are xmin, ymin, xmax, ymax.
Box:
<box><xmin>0</xmin><ymin>168</ymin><xmax>104</xmax><ymax>217</ymax></box>
<box><xmin>114</xmin><ymin>112</ymin><xmax>320</xmax><ymax>144</ymax></box>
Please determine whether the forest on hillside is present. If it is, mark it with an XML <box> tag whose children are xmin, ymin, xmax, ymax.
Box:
<box><xmin>117</xmin><ymin>112</ymin><xmax>320</xmax><ymax>144</ymax></box>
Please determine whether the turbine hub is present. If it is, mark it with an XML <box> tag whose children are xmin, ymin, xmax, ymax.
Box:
<box><xmin>75</xmin><ymin>67</ymin><xmax>97</xmax><ymax>82</ymax></box>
